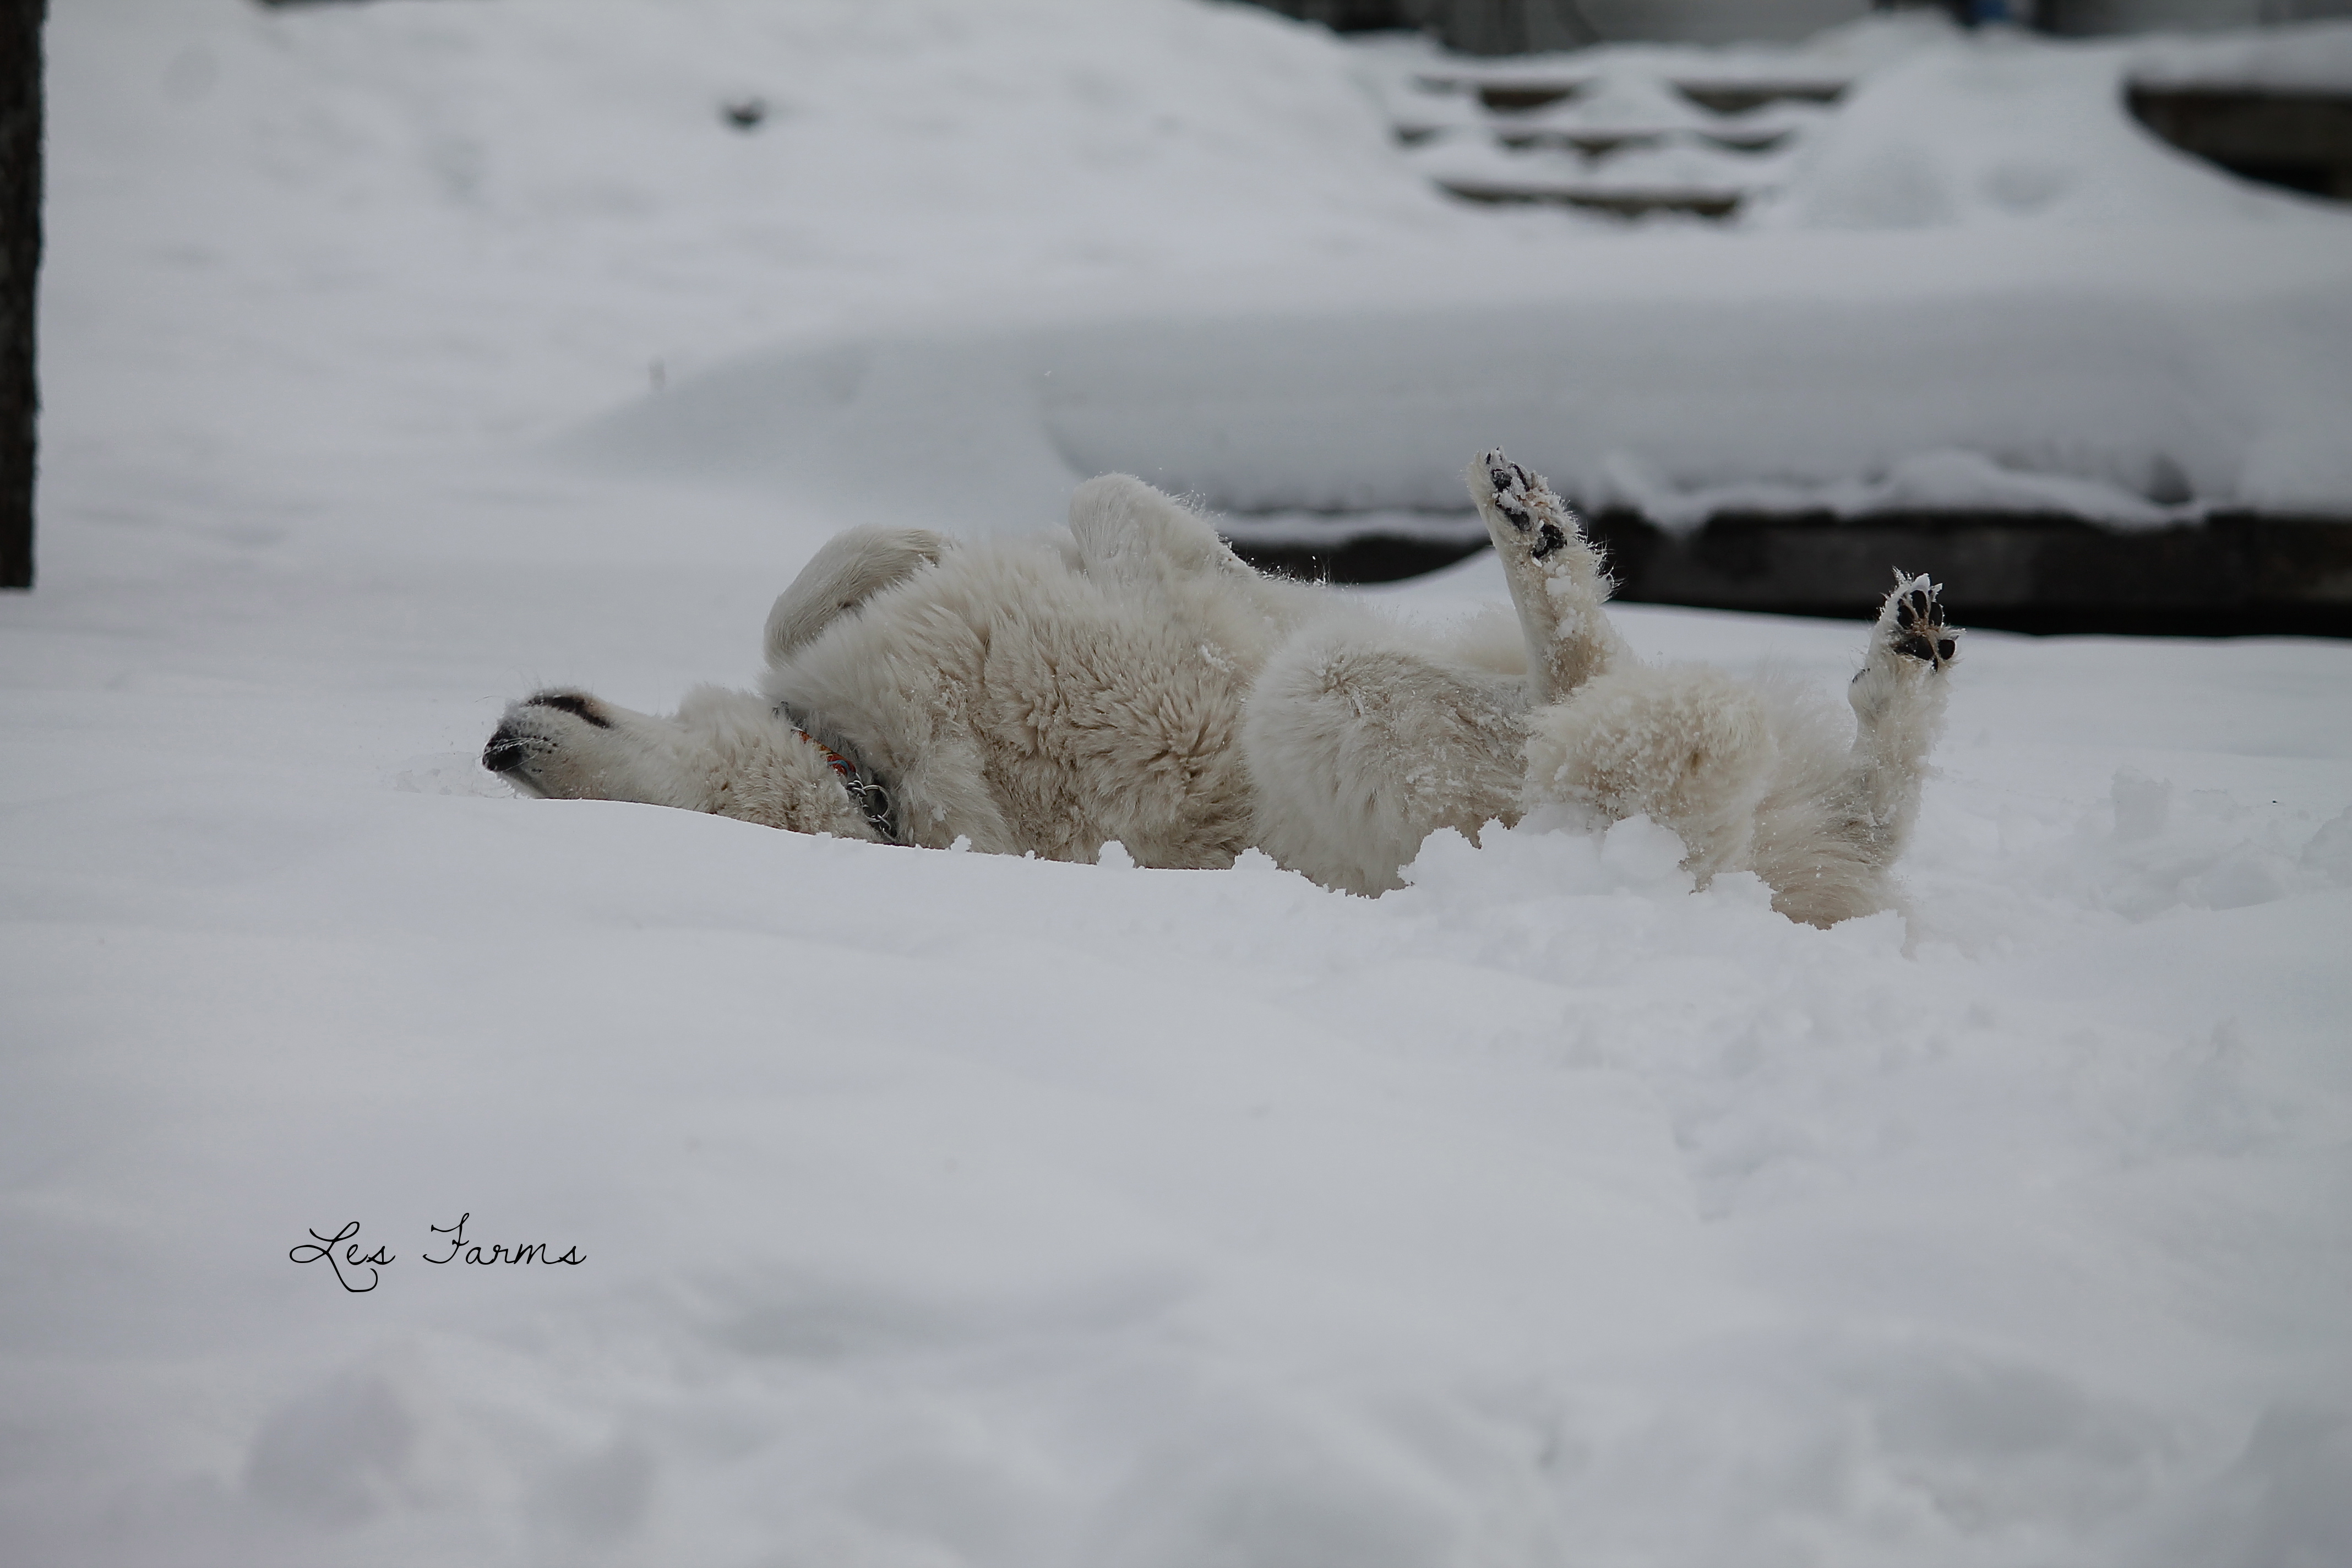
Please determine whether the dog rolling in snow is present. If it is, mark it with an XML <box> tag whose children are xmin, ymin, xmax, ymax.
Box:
<box><xmin>484</xmin><ymin>451</ymin><xmax>1957</xmax><ymax>925</ymax></box>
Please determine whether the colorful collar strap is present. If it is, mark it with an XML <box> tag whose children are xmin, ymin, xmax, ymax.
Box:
<box><xmin>775</xmin><ymin>701</ymin><xmax>899</xmax><ymax>845</ymax></box>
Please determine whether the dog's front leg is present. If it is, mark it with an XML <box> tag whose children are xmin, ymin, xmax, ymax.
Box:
<box><xmin>1065</xmin><ymin>473</ymin><xmax>1248</xmax><ymax>596</ymax></box>
<box><xmin>763</xmin><ymin>526</ymin><xmax>952</xmax><ymax>667</ymax></box>
<box><xmin>1466</xmin><ymin>450</ymin><xmax>1626</xmax><ymax>705</ymax></box>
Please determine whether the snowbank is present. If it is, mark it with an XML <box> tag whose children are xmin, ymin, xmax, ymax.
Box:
<box><xmin>50</xmin><ymin>1</ymin><xmax>2352</xmax><ymax>537</ymax></box>
<box><xmin>579</xmin><ymin>214</ymin><xmax>2352</xmax><ymax>534</ymax></box>
<box><xmin>578</xmin><ymin>20</ymin><xmax>2352</xmax><ymax>532</ymax></box>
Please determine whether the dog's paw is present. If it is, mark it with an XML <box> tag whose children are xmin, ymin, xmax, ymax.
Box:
<box><xmin>1473</xmin><ymin>448</ymin><xmax>1578</xmax><ymax>564</ymax></box>
<box><xmin>1881</xmin><ymin>573</ymin><xmax>1959</xmax><ymax>672</ymax></box>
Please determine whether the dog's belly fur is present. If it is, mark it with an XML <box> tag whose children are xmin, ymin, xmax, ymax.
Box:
<box><xmin>766</xmin><ymin>536</ymin><xmax>1297</xmax><ymax>868</ymax></box>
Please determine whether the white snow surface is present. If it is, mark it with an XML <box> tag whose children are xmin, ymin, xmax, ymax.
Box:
<box><xmin>7</xmin><ymin>2</ymin><xmax>2352</xmax><ymax>1564</ymax></box>
<box><xmin>569</xmin><ymin>20</ymin><xmax>2352</xmax><ymax>532</ymax></box>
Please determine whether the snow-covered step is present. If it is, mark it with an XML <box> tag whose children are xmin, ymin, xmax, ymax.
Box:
<box><xmin>1388</xmin><ymin>57</ymin><xmax>1848</xmax><ymax>215</ymax></box>
<box><xmin>1379</xmin><ymin>21</ymin><xmax>2352</xmax><ymax>217</ymax></box>
<box><xmin>1411</xmin><ymin>70</ymin><xmax>1850</xmax><ymax>115</ymax></box>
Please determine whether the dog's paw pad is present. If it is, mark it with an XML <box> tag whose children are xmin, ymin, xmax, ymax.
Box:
<box><xmin>1482</xmin><ymin>450</ymin><xmax>1536</xmax><ymax>533</ymax></box>
<box><xmin>1883</xmin><ymin>573</ymin><xmax>1958</xmax><ymax>671</ymax></box>
<box><xmin>1478</xmin><ymin>448</ymin><xmax>1589</xmax><ymax>570</ymax></box>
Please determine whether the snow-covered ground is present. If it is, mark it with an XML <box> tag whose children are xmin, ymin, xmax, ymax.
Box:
<box><xmin>579</xmin><ymin>13</ymin><xmax>2352</xmax><ymax>533</ymax></box>
<box><xmin>5</xmin><ymin>2</ymin><xmax>2351</xmax><ymax>1563</ymax></box>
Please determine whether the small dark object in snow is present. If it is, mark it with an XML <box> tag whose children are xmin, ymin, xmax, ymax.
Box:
<box><xmin>721</xmin><ymin>97</ymin><xmax>767</xmax><ymax>131</ymax></box>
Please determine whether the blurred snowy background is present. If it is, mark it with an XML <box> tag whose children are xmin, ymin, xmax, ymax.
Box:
<box><xmin>3</xmin><ymin>1</ymin><xmax>2351</xmax><ymax>1564</ymax></box>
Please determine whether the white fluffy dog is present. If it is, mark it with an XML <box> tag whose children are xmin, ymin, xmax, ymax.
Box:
<box><xmin>485</xmin><ymin>452</ymin><xmax>1957</xmax><ymax>925</ymax></box>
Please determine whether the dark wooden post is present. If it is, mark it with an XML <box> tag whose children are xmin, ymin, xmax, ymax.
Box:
<box><xmin>1</xmin><ymin>0</ymin><xmax>42</xmax><ymax>589</ymax></box>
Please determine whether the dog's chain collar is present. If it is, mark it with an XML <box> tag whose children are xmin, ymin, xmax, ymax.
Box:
<box><xmin>775</xmin><ymin>701</ymin><xmax>899</xmax><ymax>844</ymax></box>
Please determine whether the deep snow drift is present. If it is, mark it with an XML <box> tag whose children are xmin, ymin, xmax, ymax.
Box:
<box><xmin>4</xmin><ymin>2</ymin><xmax>2351</xmax><ymax>1565</ymax></box>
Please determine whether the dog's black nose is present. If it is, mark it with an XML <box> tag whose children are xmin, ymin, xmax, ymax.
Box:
<box><xmin>482</xmin><ymin>729</ymin><xmax>527</xmax><ymax>774</ymax></box>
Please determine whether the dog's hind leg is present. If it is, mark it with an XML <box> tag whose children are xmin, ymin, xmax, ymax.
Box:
<box><xmin>1467</xmin><ymin>451</ymin><xmax>1626</xmax><ymax>704</ymax></box>
<box><xmin>764</xmin><ymin>526</ymin><xmax>951</xmax><ymax>667</ymax></box>
<box><xmin>1740</xmin><ymin>574</ymin><xmax>1958</xmax><ymax>925</ymax></box>
<box><xmin>1836</xmin><ymin>572</ymin><xmax>1958</xmax><ymax>863</ymax></box>
<box><xmin>1521</xmin><ymin>662</ymin><xmax>1781</xmax><ymax>885</ymax></box>
<box><xmin>1243</xmin><ymin>616</ymin><xmax>1529</xmax><ymax>895</ymax></box>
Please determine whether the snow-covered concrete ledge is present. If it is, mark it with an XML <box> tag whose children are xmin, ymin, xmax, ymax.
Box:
<box><xmin>580</xmin><ymin>224</ymin><xmax>2352</xmax><ymax>529</ymax></box>
<box><xmin>573</xmin><ymin>217</ymin><xmax>2352</xmax><ymax>628</ymax></box>
<box><xmin>1216</xmin><ymin>509</ymin><xmax>2352</xmax><ymax>635</ymax></box>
